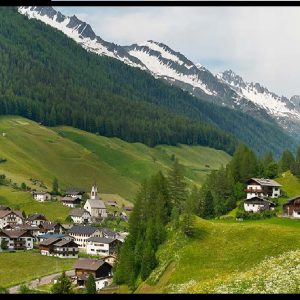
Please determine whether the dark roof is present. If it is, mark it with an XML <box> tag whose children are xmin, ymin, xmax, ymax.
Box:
<box><xmin>65</xmin><ymin>187</ymin><xmax>85</xmax><ymax>194</ymax></box>
<box><xmin>244</xmin><ymin>197</ymin><xmax>275</xmax><ymax>206</ymax></box>
<box><xmin>41</xmin><ymin>222</ymin><xmax>61</xmax><ymax>230</ymax></box>
<box><xmin>86</xmin><ymin>237</ymin><xmax>117</xmax><ymax>244</ymax></box>
<box><xmin>247</xmin><ymin>178</ymin><xmax>282</xmax><ymax>187</ymax></box>
<box><xmin>13</xmin><ymin>224</ymin><xmax>40</xmax><ymax>231</ymax></box>
<box><xmin>69</xmin><ymin>208</ymin><xmax>90</xmax><ymax>217</ymax></box>
<box><xmin>74</xmin><ymin>258</ymin><xmax>105</xmax><ymax>271</ymax></box>
<box><xmin>283</xmin><ymin>195</ymin><xmax>300</xmax><ymax>206</ymax></box>
<box><xmin>124</xmin><ymin>206</ymin><xmax>133</xmax><ymax>211</ymax></box>
<box><xmin>37</xmin><ymin>233</ymin><xmax>65</xmax><ymax>240</ymax></box>
<box><xmin>0</xmin><ymin>206</ymin><xmax>11</xmax><ymax>211</ymax></box>
<box><xmin>39</xmin><ymin>237</ymin><xmax>62</xmax><ymax>246</ymax></box>
<box><xmin>1</xmin><ymin>229</ymin><xmax>33</xmax><ymax>238</ymax></box>
<box><xmin>27</xmin><ymin>213</ymin><xmax>47</xmax><ymax>222</ymax></box>
<box><xmin>68</xmin><ymin>225</ymin><xmax>98</xmax><ymax>235</ymax></box>
<box><xmin>54</xmin><ymin>239</ymin><xmax>78</xmax><ymax>247</ymax></box>
<box><xmin>61</xmin><ymin>196</ymin><xmax>80</xmax><ymax>203</ymax></box>
<box><xmin>32</xmin><ymin>191</ymin><xmax>50</xmax><ymax>195</ymax></box>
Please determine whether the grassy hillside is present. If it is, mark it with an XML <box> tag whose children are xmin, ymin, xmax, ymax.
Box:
<box><xmin>137</xmin><ymin>217</ymin><xmax>300</xmax><ymax>293</ymax></box>
<box><xmin>0</xmin><ymin>116</ymin><xmax>231</xmax><ymax>201</ymax></box>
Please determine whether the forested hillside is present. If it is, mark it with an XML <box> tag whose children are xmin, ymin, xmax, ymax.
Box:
<box><xmin>0</xmin><ymin>7</ymin><xmax>296</xmax><ymax>156</ymax></box>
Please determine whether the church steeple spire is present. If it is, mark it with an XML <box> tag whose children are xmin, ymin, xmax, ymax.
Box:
<box><xmin>90</xmin><ymin>181</ymin><xmax>99</xmax><ymax>200</ymax></box>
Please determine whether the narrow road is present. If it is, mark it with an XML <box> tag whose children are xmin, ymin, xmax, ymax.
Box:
<box><xmin>8</xmin><ymin>270</ymin><xmax>75</xmax><ymax>294</ymax></box>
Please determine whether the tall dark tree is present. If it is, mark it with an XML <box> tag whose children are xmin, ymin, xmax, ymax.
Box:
<box><xmin>85</xmin><ymin>273</ymin><xmax>96</xmax><ymax>294</ymax></box>
<box><xmin>279</xmin><ymin>149</ymin><xmax>295</xmax><ymax>173</ymax></box>
<box><xmin>51</xmin><ymin>271</ymin><xmax>73</xmax><ymax>294</ymax></box>
<box><xmin>52</xmin><ymin>177</ymin><xmax>59</xmax><ymax>195</ymax></box>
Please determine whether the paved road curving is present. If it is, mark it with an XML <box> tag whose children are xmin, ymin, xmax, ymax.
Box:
<box><xmin>8</xmin><ymin>270</ymin><xmax>75</xmax><ymax>294</ymax></box>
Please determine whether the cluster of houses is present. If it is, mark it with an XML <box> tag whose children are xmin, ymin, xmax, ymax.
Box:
<box><xmin>243</xmin><ymin>177</ymin><xmax>300</xmax><ymax>218</ymax></box>
<box><xmin>32</xmin><ymin>184</ymin><xmax>133</xmax><ymax>223</ymax></box>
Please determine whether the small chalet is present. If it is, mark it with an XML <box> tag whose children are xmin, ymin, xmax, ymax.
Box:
<box><xmin>0</xmin><ymin>229</ymin><xmax>34</xmax><ymax>250</ymax></box>
<box><xmin>61</xmin><ymin>196</ymin><xmax>81</xmax><ymax>208</ymax></box>
<box><xmin>68</xmin><ymin>225</ymin><xmax>103</xmax><ymax>249</ymax></box>
<box><xmin>106</xmin><ymin>200</ymin><xmax>118</xmax><ymax>207</ymax></box>
<box><xmin>84</xmin><ymin>184</ymin><xmax>107</xmax><ymax>220</ymax></box>
<box><xmin>243</xmin><ymin>196</ymin><xmax>275</xmax><ymax>213</ymax></box>
<box><xmin>246</xmin><ymin>178</ymin><xmax>281</xmax><ymax>199</ymax></box>
<box><xmin>39</xmin><ymin>237</ymin><xmax>79</xmax><ymax>258</ymax></box>
<box><xmin>86</xmin><ymin>237</ymin><xmax>122</xmax><ymax>256</ymax></box>
<box><xmin>32</xmin><ymin>191</ymin><xmax>51</xmax><ymax>202</ymax></box>
<box><xmin>69</xmin><ymin>208</ymin><xmax>91</xmax><ymax>224</ymax></box>
<box><xmin>11</xmin><ymin>224</ymin><xmax>41</xmax><ymax>240</ymax></box>
<box><xmin>26</xmin><ymin>213</ymin><xmax>47</xmax><ymax>226</ymax></box>
<box><xmin>39</xmin><ymin>222</ymin><xmax>64</xmax><ymax>235</ymax></box>
<box><xmin>65</xmin><ymin>188</ymin><xmax>84</xmax><ymax>200</ymax></box>
<box><xmin>0</xmin><ymin>210</ymin><xmax>24</xmax><ymax>229</ymax></box>
<box><xmin>283</xmin><ymin>196</ymin><xmax>300</xmax><ymax>218</ymax></box>
<box><xmin>74</xmin><ymin>258</ymin><xmax>113</xmax><ymax>291</ymax></box>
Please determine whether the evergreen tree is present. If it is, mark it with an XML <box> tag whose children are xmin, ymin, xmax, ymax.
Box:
<box><xmin>168</xmin><ymin>159</ymin><xmax>186</xmax><ymax>213</ymax></box>
<box><xmin>181</xmin><ymin>193</ymin><xmax>195</xmax><ymax>237</ymax></box>
<box><xmin>85</xmin><ymin>273</ymin><xmax>96</xmax><ymax>294</ymax></box>
<box><xmin>51</xmin><ymin>271</ymin><xmax>73</xmax><ymax>294</ymax></box>
<box><xmin>279</xmin><ymin>149</ymin><xmax>295</xmax><ymax>173</ymax></box>
<box><xmin>201</xmin><ymin>189</ymin><xmax>214</xmax><ymax>219</ymax></box>
<box><xmin>1</xmin><ymin>239</ymin><xmax>8</xmax><ymax>250</ymax></box>
<box><xmin>52</xmin><ymin>177</ymin><xmax>59</xmax><ymax>195</ymax></box>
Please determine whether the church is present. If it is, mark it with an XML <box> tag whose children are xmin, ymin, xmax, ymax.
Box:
<box><xmin>84</xmin><ymin>184</ymin><xmax>108</xmax><ymax>221</ymax></box>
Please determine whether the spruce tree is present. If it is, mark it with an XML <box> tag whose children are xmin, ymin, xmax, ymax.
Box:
<box><xmin>51</xmin><ymin>271</ymin><xmax>73</xmax><ymax>294</ymax></box>
<box><xmin>85</xmin><ymin>273</ymin><xmax>96</xmax><ymax>294</ymax></box>
<box><xmin>52</xmin><ymin>177</ymin><xmax>59</xmax><ymax>195</ymax></box>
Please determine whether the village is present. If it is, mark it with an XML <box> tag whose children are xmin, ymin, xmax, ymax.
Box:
<box><xmin>0</xmin><ymin>183</ymin><xmax>133</xmax><ymax>292</ymax></box>
<box><xmin>0</xmin><ymin>175</ymin><xmax>300</xmax><ymax>293</ymax></box>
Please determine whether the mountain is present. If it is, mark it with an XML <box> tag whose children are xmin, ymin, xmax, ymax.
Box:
<box><xmin>217</xmin><ymin>70</ymin><xmax>300</xmax><ymax>136</ymax></box>
<box><xmin>18</xmin><ymin>6</ymin><xmax>300</xmax><ymax>143</ymax></box>
<box><xmin>0</xmin><ymin>6</ymin><xmax>296</xmax><ymax>157</ymax></box>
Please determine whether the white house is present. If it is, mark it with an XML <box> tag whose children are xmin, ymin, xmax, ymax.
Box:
<box><xmin>68</xmin><ymin>225</ymin><xmax>103</xmax><ymax>249</ymax></box>
<box><xmin>32</xmin><ymin>191</ymin><xmax>51</xmax><ymax>202</ymax></box>
<box><xmin>246</xmin><ymin>178</ymin><xmax>281</xmax><ymax>199</ymax></box>
<box><xmin>0</xmin><ymin>229</ymin><xmax>34</xmax><ymax>250</ymax></box>
<box><xmin>86</xmin><ymin>237</ymin><xmax>122</xmax><ymax>256</ymax></box>
<box><xmin>0</xmin><ymin>210</ymin><xmax>24</xmax><ymax>229</ymax></box>
<box><xmin>69</xmin><ymin>209</ymin><xmax>91</xmax><ymax>224</ymax></box>
<box><xmin>84</xmin><ymin>184</ymin><xmax>107</xmax><ymax>220</ymax></box>
<box><xmin>243</xmin><ymin>196</ymin><xmax>275</xmax><ymax>213</ymax></box>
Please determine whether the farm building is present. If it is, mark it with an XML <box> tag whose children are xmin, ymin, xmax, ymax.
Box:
<box><xmin>243</xmin><ymin>196</ymin><xmax>275</xmax><ymax>212</ymax></box>
<box><xmin>283</xmin><ymin>196</ymin><xmax>300</xmax><ymax>218</ymax></box>
<box><xmin>32</xmin><ymin>191</ymin><xmax>52</xmax><ymax>202</ymax></box>
<box><xmin>61</xmin><ymin>196</ymin><xmax>81</xmax><ymax>208</ymax></box>
<box><xmin>246</xmin><ymin>178</ymin><xmax>281</xmax><ymax>199</ymax></box>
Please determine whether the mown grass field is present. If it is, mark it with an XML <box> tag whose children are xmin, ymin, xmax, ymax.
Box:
<box><xmin>0</xmin><ymin>116</ymin><xmax>231</xmax><ymax>201</ymax></box>
<box><xmin>0</xmin><ymin>251</ymin><xmax>75</xmax><ymax>288</ymax></box>
<box><xmin>137</xmin><ymin>216</ymin><xmax>300</xmax><ymax>293</ymax></box>
<box><xmin>0</xmin><ymin>186</ymin><xmax>70</xmax><ymax>222</ymax></box>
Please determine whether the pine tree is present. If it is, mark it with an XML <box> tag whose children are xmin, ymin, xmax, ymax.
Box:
<box><xmin>51</xmin><ymin>271</ymin><xmax>73</xmax><ymax>294</ymax></box>
<box><xmin>85</xmin><ymin>273</ymin><xmax>96</xmax><ymax>294</ymax></box>
<box><xmin>279</xmin><ymin>149</ymin><xmax>295</xmax><ymax>173</ymax></box>
<box><xmin>181</xmin><ymin>193</ymin><xmax>195</xmax><ymax>237</ymax></box>
<box><xmin>168</xmin><ymin>159</ymin><xmax>186</xmax><ymax>213</ymax></box>
<box><xmin>52</xmin><ymin>177</ymin><xmax>59</xmax><ymax>195</ymax></box>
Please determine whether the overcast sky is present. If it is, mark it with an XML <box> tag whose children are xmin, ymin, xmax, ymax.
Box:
<box><xmin>56</xmin><ymin>6</ymin><xmax>300</xmax><ymax>98</ymax></box>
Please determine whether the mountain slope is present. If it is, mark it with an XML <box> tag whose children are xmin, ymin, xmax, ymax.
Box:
<box><xmin>0</xmin><ymin>116</ymin><xmax>231</xmax><ymax>200</ymax></box>
<box><xmin>0</xmin><ymin>7</ymin><xmax>296</xmax><ymax>157</ymax></box>
<box><xmin>136</xmin><ymin>217</ymin><xmax>300</xmax><ymax>293</ymax></box>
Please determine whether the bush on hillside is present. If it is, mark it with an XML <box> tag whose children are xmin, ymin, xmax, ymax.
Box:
<box><xmin>236</xmin><ymin>209</ymin><xmax>276</xmax><ymax>220</ymax></box>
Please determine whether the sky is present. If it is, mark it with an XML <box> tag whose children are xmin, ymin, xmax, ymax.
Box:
<box><xmin>56</xmin><ymin>6</ymin><xmax>300</xmax><ymax>98</ymax></box>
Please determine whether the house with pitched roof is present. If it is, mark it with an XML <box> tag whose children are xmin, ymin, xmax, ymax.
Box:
<box><xmin>69</xmin><ymin>208</ymin><xmax>91</xmax><ymax>224</ymax></box>
<box><xmin>65</xmin><ymin>188</ymin><xmax>85</xmax><ymax>200</ymax></box>
<box><xmin>243</xmin><ymin>196</ymin><xmax>275</xmax><ymax>213</ymax></box>
<box><xmin>0</xmin><ymin>229</ymin><xmax>34</xmax><ymax>250</ymax></box>
<box><xmin>26</xmin><ymin>213</ymin><xmax>47</xmax><ymax>226</ymax></box>
<box><xmin>39</xmin><ymin>237</ymin><xmax>79</xmax><ymax>258</ymax></box>
<box><xmin>61</xmin><ymin>196</ymin><xmax>81</xmax><ymax>208</ymax></box>
<box><xmin>74</xmin><ymin>258</ymin><xmax>112</xmax><ymax>291</ymax></box>
<box><xmin>86</xmin><ymin>237</ymin><xmax>122</xmax><ymax>256</ymax></box>
<box><xmin>32</xmin><ymin>191</ymin><xmax>51</xmax><ymax>202</ymax></box>
<box><xmin>0</xmin><ymin>209</ymin><xmax>24</xmax><ymax>229</ymax></box>
<box><xmin>283</xmin><ymin>195</ymin><xmax>300</xmax><ymax>218</ymax></box>
<box><xmin>246</xmin><ymin>178</ymin><xmax>282</xmax><ymax>199</ymax></box>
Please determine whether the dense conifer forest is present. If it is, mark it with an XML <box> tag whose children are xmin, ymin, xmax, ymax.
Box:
<box><xmin>0</xmin><ymin>7</ymin><xmax>296</xmax><ymax>156</ymax></box>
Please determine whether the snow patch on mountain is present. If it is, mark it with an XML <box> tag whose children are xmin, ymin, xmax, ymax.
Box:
<box><xmin>217</xmin><ymin>70</ymin><xmax>300</xmax><ymax>119</ymax></box>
